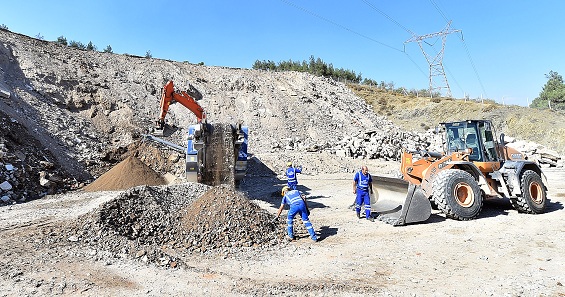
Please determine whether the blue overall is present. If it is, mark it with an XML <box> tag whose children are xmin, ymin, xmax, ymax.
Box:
<box><xmin>285</xmin><ymin>166</ymin><xmax>302</xmax><ymax>190</ymax></box>
<box><xmin>354</xmin><ymin>171</ymin><xmax>373</xmax><ymax>219</ymax></box>
<box><xmin>281</xmin><ymin>190</ymin><xmax>317</xmax><ymax>240</ymax></box>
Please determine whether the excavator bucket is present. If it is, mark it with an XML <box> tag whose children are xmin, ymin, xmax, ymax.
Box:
<box><xmin>370</xmin><ymin>176</ymin><xmax>431</xmax><ymax>226</ymax></box>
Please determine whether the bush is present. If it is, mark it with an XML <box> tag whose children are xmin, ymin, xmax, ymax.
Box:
<box><xmin>56</xmin><ymin>36</ymin><xmax>67</xmax><ymax>46</ymax></box>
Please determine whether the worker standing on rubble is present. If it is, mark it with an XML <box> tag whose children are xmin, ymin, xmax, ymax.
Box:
<box><xmin>353</xmin><ymin>165</ymin><xmax>374</xmax><ymax>222</ymax></box>
<box><xmin>285</xmin><ymin>161</ymin><xmax>302</xmax><ymax>190</ymax></box>
<box><xmin>275</xmin><ymin>186</ymin><xmax>318</xmax><ymax>242</ymax></box>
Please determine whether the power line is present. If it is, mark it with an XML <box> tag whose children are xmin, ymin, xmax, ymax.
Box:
<box><xmin>358</xmin><ymin>0</ymin><xmax>427</xmax><ymax>78</ymax></box>
<box><xmin>429</xmin><ymin>0</ymin><xmax>449</xmax><ymax>23</ymax></box>
<box><xmin>360</xmin><ymin>0</ymin><xmax>415</xmax><ymax>36</ymax></box>
<box><xmin>279</xmin><ymin>0</ymin><xmax>404</xmax><ymax>53</ymax></box>
<box><xmin>458</xmin><ymin>32</ymin><xmax>488</xmax><ymax>98</ymax></box>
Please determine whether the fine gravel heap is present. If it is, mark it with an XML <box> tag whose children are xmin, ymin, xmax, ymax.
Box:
<box><xmin>64</xmin><ymin>183</ymin><xmax>287</xmax><ymax>267</ymax></box>
<box><xmin>83</xmin><ymin>155</ymin><xmax>167</xmax><ymax>192</ymax></box>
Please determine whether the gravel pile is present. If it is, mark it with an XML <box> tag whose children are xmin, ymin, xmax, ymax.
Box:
<box><xmin>177</xmin><ymin>185</ymin><xmax>286</xmax><ymax>252</ymax></box>
<box><xmin>64</xmin><ymin>183</ymin><xmax>287</xmax><ymax>267</ymax></box>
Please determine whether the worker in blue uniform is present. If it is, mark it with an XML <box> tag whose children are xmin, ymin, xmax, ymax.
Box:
<box><xmin>353</xmin><ymin>165</ymin><xmax>374</xmax><ymax>221</ymax></box>
<box><xmin>285</xmin><ymin>161</ymin><xmax>302</xmax><ymax>190</ymax></box>
<box><xmin>275</xmin><ymin>186</ymin><xmax>318</xmax><ymax>242</ymax></box>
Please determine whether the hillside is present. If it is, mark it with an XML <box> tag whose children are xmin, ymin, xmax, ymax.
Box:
<box><xmin>350</xmin><ymin>84</ymin><xmax>565</xmax><ymax>154</ymax></box>
<box><xmin>0</xmin><ymin>27</ymin><xmax>563</xmax><ymax>203</ymax></box>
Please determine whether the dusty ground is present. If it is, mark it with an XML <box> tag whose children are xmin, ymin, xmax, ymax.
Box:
<box><xmin>1</xmin><ymin>160</ymin><xmax>564</xmax><ymax>297</ymax></box>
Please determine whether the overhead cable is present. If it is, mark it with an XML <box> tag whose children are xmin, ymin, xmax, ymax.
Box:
<box><xmin>279</xmin><ymin>0</ymin><xmax>403</xmax><ymax>52</ymax></box>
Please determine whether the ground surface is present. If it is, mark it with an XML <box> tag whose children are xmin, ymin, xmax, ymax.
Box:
<box><xmin>1</xmin><ymin>161</ymin><xmax>564</xmax><ymax>296</ymax></box>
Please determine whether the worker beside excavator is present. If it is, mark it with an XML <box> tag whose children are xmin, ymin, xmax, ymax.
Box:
<box><xmin>285</xmin><ymin>161</ymin><xmax>302</xmax><ymax>190</ymax></box>
<box><xmin>353</xmin><ymin>165</ymin><xmax>374</xmax><ymax>222</ymax></box>
<box><xmin>275</xmin><ymin>186</ymin><xmax>318</xmax><ymax>242</ymax></box>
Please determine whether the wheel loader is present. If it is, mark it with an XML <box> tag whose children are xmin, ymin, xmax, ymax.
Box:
<box><xmin>372</xmin><ymin>119</ymin><xmax>547</xmax><ymax>226</ymax></box>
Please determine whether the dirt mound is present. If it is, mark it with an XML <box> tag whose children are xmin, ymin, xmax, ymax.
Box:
<box><xmin>178</xmin><ymin>185</ymin><xmax>286</xmax><ymax>253</ymax></box>
<box><xmin>65</xmin><ymin>183</ymin><xmax>286</xmax><ymax>267</ymax></box>
<box><xmin>83</xmin><ymin>155</ymin><xmax>167</xmax><ymax>192</ymax></box>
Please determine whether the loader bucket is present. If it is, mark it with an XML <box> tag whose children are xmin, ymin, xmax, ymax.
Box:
<box><xmin>370</xmin><ymin>176</ymin><xmax>431</xmax><ymax>226</ymax></box>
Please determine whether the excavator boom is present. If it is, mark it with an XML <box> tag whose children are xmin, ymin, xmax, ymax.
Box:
<box><xmin>156</xmin><ymin>80</ymin><xmax>205</xmax><ymax>134</ymax></box>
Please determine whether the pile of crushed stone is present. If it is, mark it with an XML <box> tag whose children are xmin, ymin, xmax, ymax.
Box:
<box><xmin>64</xmin><ymin>183</ymin><xmax>288</xmax><ymax>267</ymax></box>
<box><xmin>83</xmin><ymin>155</ymin><xmax>167</xmax><ymax>192</ymax></box>
<box><xmin>177</xmin><ymin>185</ymin><xmax>285</xmax><ymax>252</ymax></box>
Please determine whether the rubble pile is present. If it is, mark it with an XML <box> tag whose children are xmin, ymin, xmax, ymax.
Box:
<box><xmin>177</xmin><ymin>185</ymin><xmax>286</xmax><ymax>253</ymax></box>
<box><xmin>64</xmin><ymin>183</ymin><xmax>287</xmax><ymax>266</ymax></box>
<box><xmin>0</xmin><ymin>110</ymin><xmax>78</xmax><ymax>205</ymax></box>
<box><xmin>329</xmin><ymin>126</ymin><xmax>432</xmax><ymax>160</ymax></box>
<box><xmin>64</xmin><ymin>183</ymin><xmax>209</xmax><ymax>265</ymax></box>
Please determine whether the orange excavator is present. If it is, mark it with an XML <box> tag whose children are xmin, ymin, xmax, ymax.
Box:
<box><xmin>155</xmin><ymin>80</ymin><xmax>205</xmax><ymax>136</ymax></box>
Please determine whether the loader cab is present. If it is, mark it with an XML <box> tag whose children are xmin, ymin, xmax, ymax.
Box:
<box><xmin>443</xmin><ymin>120</ymin><xmax>499</xmax><ymax>162</ymax></box>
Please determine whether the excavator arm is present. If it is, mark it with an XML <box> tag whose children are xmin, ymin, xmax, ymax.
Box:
<box><xmin>156</xmin><ymin>80</ymin><xmax>205</xmax><ymax>132</ymax></box>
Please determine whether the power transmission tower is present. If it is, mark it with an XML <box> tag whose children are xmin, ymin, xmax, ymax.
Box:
<box><xmin>405</xmin><ymin>21</ymin><xmax>460</xmax><ymax>97</ymax></box>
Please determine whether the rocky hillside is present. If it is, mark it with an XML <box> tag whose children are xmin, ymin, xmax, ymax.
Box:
<box><xmin>0</xmin><ymin>28</ymin><xmax>562</xmax><ymax>203</ymax></box>
<box><xmin>0</xmin><ymin>29</ymin><xmax>410</xmax><ymax>201</ymax></box>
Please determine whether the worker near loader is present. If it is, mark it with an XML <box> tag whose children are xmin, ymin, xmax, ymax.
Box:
<box><xmin>275</xmin><ymin>186</ymin><xmax>318</xmax><ymax>242</ymax></box>
<box><xmin>353</xmin><ymin>165</ymin><xmax>374</xmax><ymax>222</ymax></box>
<box><xmin>285</xmin><ymin>162</ymin><xmax>302</xmax><ymax>190</ymax></box>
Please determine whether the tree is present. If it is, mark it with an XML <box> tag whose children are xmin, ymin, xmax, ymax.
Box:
<box><xmin>56</xmin><ymin>36</ymin><xmax>67</xmax><ymax>46</ymax></box>
<box><xmin>0</xmin><ymin>24</ymin><xmax>8</xmax><ymax>30</ymax></box>
<box><xmin>103</xmin><ymin>45</ymin><xmax>113</xmax><ymax>53</ymax></box>
<box><xmin>68</xmin><ymin>40</ymin><xmax>86</xmax><ymax>49</ymax></box>
<box><xmin>86</xmin><ymin>41</ymin><xmax>97</xmax><ymax>51</ymax></box>
<box><xmin>531</xmin><ymin>70</ymin><xmax>565</xmax><ymax>110</ymax></box>
<box><xmin>35</xmin><ymin>33</ymin><xmax>44</xmax><ymax>40</ymax></box>
<box><xmin>145</xmin><ymin>50</ymin><xmax>152</xmax><ymax>58</ymax></box>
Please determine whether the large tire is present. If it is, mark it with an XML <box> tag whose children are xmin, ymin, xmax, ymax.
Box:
<box><xmin>510</xmin><ymin>170</ymin><xmax>546</xmax><ymax>214</ymax></box>
<box><xmin>432</xmin><ymin>169</ymin><xmax>483</xmax><ymax>221</ymax></box>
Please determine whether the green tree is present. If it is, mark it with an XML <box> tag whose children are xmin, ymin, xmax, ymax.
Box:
<box><xmin>531</xmin><ymin>71</ymin><xmax>565</xmax><ymax>110</ymax></box>
<box><xmin>103</xmin><ymin>45</ymin><xmax>113</xmax><ymax>53</ymax></box>
<box><xmin>69</xmin><ymin>40</ymin><xmax>86</xmax><ymax>49</ymax></box>
<box><xmin>35</xmin><ymin>33</ymin><xmax>44</xmax><ymax>40</ymax></box>
<box><xmin>0</xmin><ymin>24</ymin><xmax>8</xmax><ymax>30</ymax></box>
<box><xmin>145</xmin><ymin>50</ymin><xmax>152</xmax><ymax>58</ymax></box>
<box><xmin>56</xmin><ymin>36</ymin><xmax>67</xmax><ymax>46</ymax></box>
<box><xmin>86</xmin><ymin>41</ymin><xmax>97</xmax><ymax>51</ymax></box>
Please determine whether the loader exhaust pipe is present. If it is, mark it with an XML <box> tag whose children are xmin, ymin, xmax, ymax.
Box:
<box><xmin>370</xmin><ymin>176</ymin><xmax>431</xmax><ymax>226</ymax></box>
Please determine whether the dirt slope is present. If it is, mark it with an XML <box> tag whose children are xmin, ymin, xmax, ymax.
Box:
<box><xmin>350</xmin><ymin>84</ymin><xmax>565</xmax><ymax>153</ymax></box>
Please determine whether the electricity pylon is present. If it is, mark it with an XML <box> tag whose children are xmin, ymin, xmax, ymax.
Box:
<box><xmin>405</xmin><ymin>21</ymin><xmax>460</xmax><ymax>97</ymax></box>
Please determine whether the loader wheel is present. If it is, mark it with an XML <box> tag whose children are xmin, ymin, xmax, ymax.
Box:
<box><xmin>510</xmin><ymin>170</ymin><xmax>546</xmax><ymax>214</ymax></box>
<box><xmin>432</xmin><ymin>169</ymin><xmax>482</xmax><ymax>221</ymax></box>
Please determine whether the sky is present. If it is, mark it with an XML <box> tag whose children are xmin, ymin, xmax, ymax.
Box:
<box><xmin>0</xmin><ymin>0</ymin><xmax>563</xmax><ymax>106</ymax></box>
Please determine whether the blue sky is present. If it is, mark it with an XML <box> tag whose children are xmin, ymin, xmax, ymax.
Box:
<box><xmin>0</xmin><ymin>1</ymin><xmax>562</xmax><ymax>106</ymax></box>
